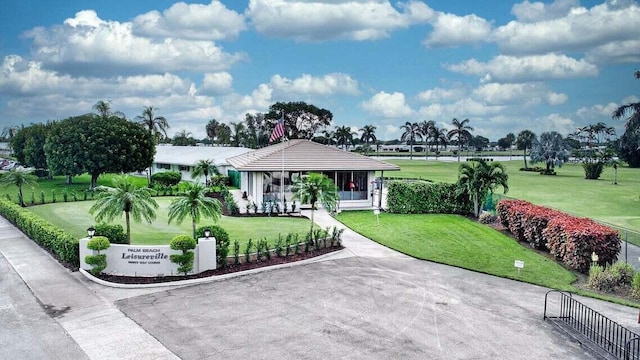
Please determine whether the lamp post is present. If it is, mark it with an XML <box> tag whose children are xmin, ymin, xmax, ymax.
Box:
<box><xmin>204</xmin><ymin>228</ymin><xmax>211</xmax><ymax>239</ymax></box>
<box><xmin>87</xmin><ymin>227</ymin><xmax>96</xmax><ymax>239</ymax></box>
<box><xmin>591</xmin><ymin>251</ymin><xmax>599</xmax><ymax>266</ymax></box>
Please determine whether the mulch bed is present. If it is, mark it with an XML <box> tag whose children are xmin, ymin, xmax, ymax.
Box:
<box><xmin>93</xmin><ymin>246</ymin><xmax>343</xmax><ymax>285</ymax></box>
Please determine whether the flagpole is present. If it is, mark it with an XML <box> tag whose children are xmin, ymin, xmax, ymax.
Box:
<box><xmin>281</xmin><ymin>135</ymin><xmax>285</xmax><ymax>214</ymax></box>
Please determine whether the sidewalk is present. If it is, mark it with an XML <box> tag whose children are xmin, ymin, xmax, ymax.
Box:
<box><xmin>0</xmin><ymin>216</ymin><xmax>179</xmax><ymax>360</ymax></box>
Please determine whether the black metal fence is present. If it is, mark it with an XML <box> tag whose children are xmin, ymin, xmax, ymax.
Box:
<box><xmin>544</xmin><ymin>290</ymin><xmax>640</xmax><ymax>359</ymax></box>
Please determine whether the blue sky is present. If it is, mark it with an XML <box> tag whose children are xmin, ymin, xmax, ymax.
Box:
<box><xmin>1</xmin><ymin>0</ymin><xmax>638</xmax><ymax>141</ymax></box>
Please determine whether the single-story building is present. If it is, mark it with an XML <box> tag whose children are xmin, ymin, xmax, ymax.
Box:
<box><xmin>152</xmin><ymin>145</ymin><xmax>252</xmax><ymax>183</ymax></box>
<box><xmin>226</xmin><ymin>139</ymin><xmax>400</xmax><ymax>209</ymax></box>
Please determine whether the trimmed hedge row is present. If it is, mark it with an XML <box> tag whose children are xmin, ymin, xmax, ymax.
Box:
<box><xmin>497</xmin><ymin>199</ymin><xmax>620</xmax><ymax>274</ymax></box>
<box><xmin>0</xmin><ymin>198</ymin><xmax>79</xmax><ymax>267</ymax></box>
<box><xmin>386</xmin><ymin>181</ymin><xmax>472</xmax><ymax>215</ymax></box>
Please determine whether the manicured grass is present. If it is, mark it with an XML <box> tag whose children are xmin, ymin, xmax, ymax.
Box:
<box><xmin>336</xmin><ymin>211</ymin><xmax>576</xmax><ymax>289</ymax></box>
<box><xmin>384</xmin><ymin>159</ymin><xmax>640</xmax><ymax>237</ymax></box>
<box><xmin>27</xmin><ymin>197</ymin><xmax>314</xmax><ymax>248</ymax></box>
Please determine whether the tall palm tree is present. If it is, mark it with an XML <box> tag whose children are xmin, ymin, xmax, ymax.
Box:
<box><xmin>0</xmin><ymin>168</ymin><xmax>37</xmax><ymax>207</ymax></box>
<box><xmin>191</xmin><ymin>159</ymin><xmax>219</xmax><ymax>186</ymax></box>
<box><xmin>93</xmin><ymin>100</ymin><xmax>125</xmax><ymax>119</ymax></box>
<box><xmin>613</xmin><ymin>70</ymin><xmax>640</xmax><ymax>123</ymax></box>
<box><xmin>292</xmin><ymin>173</ymin><xmax>339</xmax><ymax>244</ymax></box>
<box><xmin>334</xmin><ymin>126</ymin><xmax>355</xmax><ymax>151</ymax></box>
<box><xmin>457</xmin><ymin>160</ymin><xmax>509</xmax><ymax>217</ymax></box>
<box><xmin>359</xmin><ymin>125</ymin><xmax>377</xmax><ymax>155</ymax></box>
<box><xmin>516</xmin><ymin>130</ymin><xmax>537</xmax><ymax>169</ymax></box>
<box><xmin>230</xmin><ymin>122</ymin><xmax>246</xmax><ymax>147</ymax></box>
<box><xmin>205</xmin><ymin>119</ymin><xmax>220</xmax><ymax>144</ymax></box>
<box><xmin>168</xmin><ymin>182</ymin><xmax>222</xmax><ymax>240</ymax></box>
<box><xmin>447</xmin><ymin>118</ymin><xmax>474</xmax><ymax>162</ymax></box>
<box><xmin>136</xmin><ymin>106</ymin><xmax>170</xmax><ymax>143</ymax></box>
<box><xmin>400</xmin><ymin>121</ymin><xmax>422</xmax><ymax>160</ymax></box>
<box><xmin>419</xmin><ymin>120</ymin><xmax>435</xmax><ymax>160</ymax></box>
<box><xmin>430</xmin><ymin>126</ymin><xmax>448</xmax><ymax>155</ymax></box>
<box><xmin>89</xmin><ymin>175</ymin><xmax>158</xmax><ymax>244</ymax></box>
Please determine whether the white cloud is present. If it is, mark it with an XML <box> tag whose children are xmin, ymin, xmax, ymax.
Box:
<box><xmin>536</xmin><ymin>113</ymin><xmax>576</xmax><ymax>135</ymax></box>
<box><xmin>222</xmin><ymin>84</ymin><xmax>273</xmax><ymax>111</ymax></box>
<box><xmin>24</xmin><ymin>10</ymin><xmax>246</xmax><ymax>76</ymax></box>
<box><xmin>201</xmin><ymin>72</ymin><xmax>234</xmax><ymax>95</ymax></box>
<box><xmin>511</xmin><ymin>0</ymin><xmax>579</xmax><ymax>22</ymax></box>
<box><xmin>445</xmin><ymin>54</ymin><xmax>598</xmax><ymax>83</ymax></box>
<box><xmin>493</xmin><ymin>1</ymin><xmax>640</xmax><ymax>56</ymax></box>
<box><xmin>424</xmin><ymin>13</ymin><xmax>492</xmax><ymax>47</ymax></box>
<box><xmin>246</xmin><ymin>0</ymin><xmax>434</xmax><ymax>41</ymax></box>
<box><xmin>585</xmin><ymin>40</ymin><xmax>640</xmax><ymax>64</ymax></box>
<box><xmin>417</xmin><ymin>86</ymin><xmax>468</xmax><ymax>102</ymax></box>
<box><xmin>270</xmin><ymin>73</ymin><xmax>359</xmax><ymax>96</ymax></box>
<box><xmin>472</xmin><ymin>83</ymin><xmax>567</xmax><ymax>106</ymax></box>
<box><xmin>132</xmin><ymin>1</ymin><xmax>246</xmax><ymax>41</ymax></box>
<box><xmin>361</xmin><ymin>91</ymin><xmax>413</xmax><ymax>118</ymax></box>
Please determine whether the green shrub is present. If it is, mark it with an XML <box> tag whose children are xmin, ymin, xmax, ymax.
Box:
<box><xmin>94</xmin><ymin>223</ymin><xmax>127</xmax><ymax>244</ymax></box>
<box><xmin>85</xmin><ymin>236</ymin><xmax>110</xmax><ymax>275</ymax></box>
<box><xmin>588</xmin><ymin>262</ymin><xmax>635</xmax><ymax>293</ymax></box>
<box><xmin>0</xmin><ymin>198</ymin><xmax>79</xmax><ymax>267</ymax></box>
<box><xmin>169</xmin><ymin>235</ymin><xmax>196</xmax><ymax>275</ymax></box>
<box><xmin>478</xmin><ymin>212</ymin><xmax>497</xmax><ymax>224</ymax></box>
<box><xmin>386</xmin><ymin>181</ymin><xmax>472</xmax><ymax>215</ymax></box>
<box><xmin>632</xmin><ymin>273</ymin><xmax>640</xmax><ymax>299</ymax></box>
<box><xmin>151</xmin><ymin>171</ymin><xmax>182</xmax><ymax>187</ymax></box>
<box><xmin>233</xmin><ymin>240</ymin><xmax>240</xmax><ymax>265</ymax></box>
<box><xmin>196</xmin><ymin>225</ymin><xmax>230</xmax><ymax>268</ymax></box>
<box><xmin>609</xmin><ymin>261</ymin><xmax>634</xmax><ymax>287</ymax></box>
<box><xmin>244</xmin><ymin>238</ymin><xmax>253</xmax><ymax>263</ymax></box>
<box><xmin>583</xmin><ymin>162</ymin><xmax>604</xmax><ymax>180</ymax></box>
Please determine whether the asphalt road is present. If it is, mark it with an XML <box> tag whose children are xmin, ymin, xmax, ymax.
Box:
<box><xmin>117</xmin><ymin>255</ymin><xmax>613</xmax><ymax>360</ymax></box>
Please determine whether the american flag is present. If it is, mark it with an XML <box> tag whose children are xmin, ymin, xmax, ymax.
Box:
<box><xmin>269</xmin><ymin>117</ymin><xmax>285</xmax><ymax>143</ymax></box>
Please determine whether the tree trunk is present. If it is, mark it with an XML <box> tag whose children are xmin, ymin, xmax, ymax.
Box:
<box><xmin>91</xmin><ymin>173</ymin><xmax>99</xmax><ymax>189</ymax></box>
<box><xmin>310</xmin><ymin>208</ymin><xmax>315</xmax><ymax>244</ymax></box>
<box><xmin>65</xmin><ymin>175</ymin><xmax>72</xmax><ymax>185</ymax></box>
<box><xmin>523</xmin><ymin>148</ymin><xmax>528</xmax><ymax>169</ymax></box>
<box><xmin>18</xmin><ymin>186</ymin><xmax>25</xmax><ymax>207</ymax></box>
<box><xmin>192</xmin><ymin>219</ymin><xmax>197</xmax><ymax>241</ymax></box>
<box><xmin>473</xmin><ymin>194</ymin><xmax>479</xmax><ymax>217</ymax></box>
<box><xmin>125</xmin><ymin>211</ymin><xmax>131</xmax><ymax>245</ymax></box>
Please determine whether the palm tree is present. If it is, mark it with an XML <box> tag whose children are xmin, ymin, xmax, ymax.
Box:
<box><xmin>230</xmin><ymin>122</ymin><xmax>246</xmax><ymax>147</ymax></box>
<box><xmin>0</xmin><ymin>168</ymin><xmax>37</xmax><ymax>207</ymax></box>
<box><xmin>136</xmin><ymin>106</ymin><xmax>170</xmax><ymax>143</ymax></box>
<box><xmin>400</xmin><ymin>121</ymin><xmax>422</xmax><ymax>160</ymax></box>
<box><xmin>419</xmin><ymin>120</ymin><xmax>435</xmax><ymax>160</ymax></box>
<box><xmin>191</xmin><ymin>159</ymin><xmax>219</xmax><ymax>186</ymax></box>
<box><xmin>89</xmin><ymin>175</ymin><xmax>158</xmax><ymax>244</ymax></box>
<box><xmin>205</xmin><ymin>119</ymin><xmax>220</xmax><ymax>144</ymax></box>
<box><xmin>334</xmin><ymin>126</ymin><xmax>355</xmax><ymax>151</ymax></box>
<box><xmin>447</xmin><ymin>118</ymin><xmax>474</xmax><ymax>162</ymax></box>
<box><xmin>359</xmin><ymin>125</ymin><xmax>377</xmax><ymax>155</ymax></box>
<box><xmin>292</xmin><ymin>173</ymin><xmax>339</xmax><ymax>244</ymax></box>
<box><xmin>430</xmin><ymin>126</ymin><xmax>448</xmax><ymax>155</ymax></box>
<box><xmin>168</xmin><ymin>182</ymin><xmax>222</xmax><ymax>240</ymax></box>
<box><xmin>516</xmin><ymin>130</ymin><xmax>537</xmax><ymax>169</ymax></box>
<box><xmin>613</xmin><ymin>70</ymin><xmax>640</xmax><ymax>123</ymax></box>
<box><xmin>529</xmin><ymin>131</ymin><xmax>570</xmax><ymax>173</ymax></box>
<box><xmin>457</xmin><ymin>160</ymin><xmax>509</xmax><ymax>217</ymax></box>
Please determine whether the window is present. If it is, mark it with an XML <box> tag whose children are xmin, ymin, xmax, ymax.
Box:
<box><xmin>179</xmin><ymin>165</ymin><xmax>190</xmax><ymax>172</ymax></box>
<box><xmin>156</xmin><ymin>163</ymin><xmax>171</xmax><ymax>170</ymax></box>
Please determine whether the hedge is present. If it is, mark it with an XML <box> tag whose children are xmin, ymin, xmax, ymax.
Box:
<box><xmin>497</xmin><ymin>199</ymin><xmax>621</xmax><ymax>274</ymax></box>
<box><xmin>386</xmin><ymin>181</ymin><xmax>472</xmax><ymax>215</ymax></box>
<box><xmin>0</xmin><ymin>198</ymin><xmax>79</xmax><ymax>267</ymax></box>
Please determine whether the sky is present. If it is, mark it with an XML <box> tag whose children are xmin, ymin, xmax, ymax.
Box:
<box><xmin>0</xmin><ymin>0</ymin><xmax>639</xmax><ymax>141</ymax></box>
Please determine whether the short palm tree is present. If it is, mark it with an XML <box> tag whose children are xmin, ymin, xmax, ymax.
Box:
<box><xmin>447</xmin><ymin>118</ymin><xmax>474</xmax><ymax>162</ymax></box>
<box><xmin>0</xmin><ymin>168</ymin><xmax>37</xmax><ymax>207</ymax></box>
<box><xmin>168</xmin><ymin>183</ymin><xmax>222</xmax><ymax>240</ymax></box>
<box><xmin>457</xmin><ymin>160</ymin><xmax>509</xmax><ymax>217</ymax></box>
<box><xmin>90</xmin><ymin>175</ymin><xmax>159</xmax><ymax>244</ymax></box>
<box><xmin>191</xmin><ymin>159</ymin><xmax>219</xmax><ymax>186</ymax></box>
<box><xmin>419</xmin><ymin>120</ymin><xmax>435</xmax><ymax>160</ymax></box>
<box><xmin>292</xmin><ymin>173</ymin><xmax>339</xmax><ymax>243</ymax></box>
<box><xmin>359</xmin><ymin>125</ymin><xmax>377</xmax><ymax>155</ymax></box>
<box><xmin>400</xmin><ymin>121</ymin><xmax>422</xmax><ymax>160</ymax></box>
<box><xmin>516</xmin><ymin>130</ymin><xmax>537</xmax><ymax>169</ymax></box>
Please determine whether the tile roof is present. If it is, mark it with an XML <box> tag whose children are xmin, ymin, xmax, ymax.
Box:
<box><xmin>226</xmin><ymin>139</ymin><xmax>400</xmax><ymax>172</ymax></box>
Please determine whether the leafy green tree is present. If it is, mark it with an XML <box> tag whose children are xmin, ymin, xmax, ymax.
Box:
<box><xmin>206</xmin><ymin>119</ymin><xmax>220</xmax><ymax>144</ymax></box>
<box><xmin>447</xmin><ymin>118</ymin><xmax>474</xmax><ymax>162</ymax></box>
<box><xmin>89</xmin><ymin>175</ymin><xmax>159</xmax><ymax>244</ymax></box>
<box><xmin>457</xmin><ymin>160</ymin><xmax>508</xmax><ymax>217</ymax></box>
<box><xmin>359</xmin><ymin>125</ymin><xmax>377</xmax><ymax>155</ymax></box>
<box><xmin>0</xmin><ymin>168</ymin><xmax>37</xmax><ymax>207</ymax></box>
<box><xmin>215</xmin><ymin>123</ymin><xmax>232</xmax><ymax>146</ymax></box>
<box><xmin>400</xmin><ymin>121</ymin><xmax>422</xmax><ymax>160</ymax></box>
<box><xmin>516</xmin><ymin>130</ymin><xmax>537</xmax><ymax>169</ymax></box>
<box><xmin>292</xmin><ymin>173</ymin><xmax>339</xmax><ymax>243</ymax></box>
<box><xmin>529</xmin><ymin>131</ymin><xmax>570</xmax><ymax>174</ymax></box>
<box><xmin>230</xmin><ymin>122</ymin><xmax>246</xmax><ymax>147</ymax></box>
<box><xmin>470</xmin><ymin>135</ymin><xmax>490</xmax><ymax>151</ymax></box>
<box><xmin>45</xmin><ymin>114</ymin><xmax>156</xmax><ymax>188</ymax></box>
<box><xmin>136</xmin><ymin>106</ymin><xmax>169</xmax><ymax>143</ymax></box>
<box><xmin>334</xmin><ymin>125</ymin><xmax>355</xmax><ymax>151</ymax></box>
<box><xmin>191</xmin><ymin>159</ymin><xmax>219</xmax><ymax>185</ymax></box>
<box><xmin>168</xmin><ymin>183</ymin><xmax>222</xmax><ymax>240</ymax></box>
<box><xmin>172</xmin><ymin>130</ymin><xmax>197</xmax><ymax>146</ymax></box>
<box><xmin>1</xmin><ymin>125</ymin><xmax>20</xmax><ymax>141</ymax></box>
<box><xmin>244</xmin><ymin>113</ymin><xmax>269</xmax><ymax>149</ymax></box>
<box><xmin>613</xmin><ymin>70</ymin><xmax>640</xmax><ymax>167</ymax></box>
<box><xmin>419</xmin><ymin>120</ymin><xmax>435</xmax><ymax>159</ymax></box>
<box><xmin>497</xmin><ymin>133</ymin><xmax>516</xmax><ymax>150</ymax></box>
<box><xmin>265</xmin><ymin>102</ymin><xmax>333</xmax><ymax>140</ymax></box>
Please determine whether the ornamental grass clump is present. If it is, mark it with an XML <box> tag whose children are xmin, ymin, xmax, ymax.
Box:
<box><xmin>85</xmin><ymin>236</ymin><xmax>110</xmax><ymax>275</ymax></box>
<box><xmin>169</xmin><ymin>235</ymin><xmax>197</xmax><ymax>275</ymax></box>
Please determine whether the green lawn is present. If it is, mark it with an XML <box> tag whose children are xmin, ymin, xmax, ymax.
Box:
<box><xmin>27</xmin><ymin>197</ymin><xmax>314</xmax><ymax>248</ymax></box>
<box><xmin>384</xmin><ymin>159</ymin><xmax>640</xmax><ymax>235</ymax></box>
<box><xmin>336</xmin><ymin>211</ymin><xmax>637</xmax><ymax>305</ymax></box>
